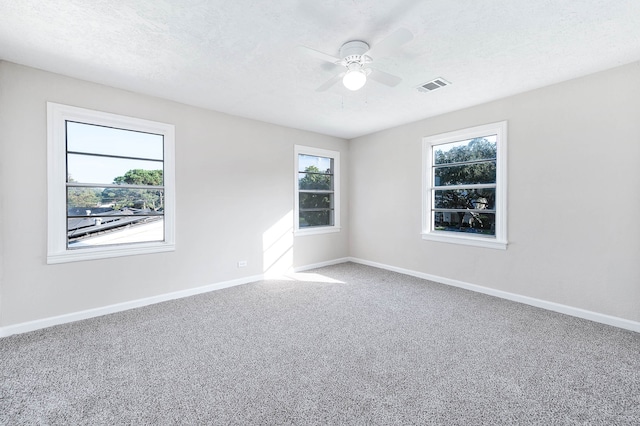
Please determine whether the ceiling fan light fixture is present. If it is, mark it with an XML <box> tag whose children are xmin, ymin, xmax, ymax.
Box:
<box><xmin>343</xmin><ymin>67</ymin><xmax>367</xmax><ymax>91</ymax></box>
<box><xmin>301</xmin><ymin>29</ymin><xmax>412</xmax><ymax>92</ymax></box>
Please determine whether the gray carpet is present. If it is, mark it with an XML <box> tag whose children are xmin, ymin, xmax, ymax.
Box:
<box><xmin>1</xmin><ymin>262</ymin><xmax>639</xmax><ymax>425</ymax></box>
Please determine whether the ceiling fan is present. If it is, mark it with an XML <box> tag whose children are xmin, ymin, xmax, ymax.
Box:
<box><xmin>299</xmin><ymin>28</ymin><xmax>413</xmax><ymax>92</ymax></box>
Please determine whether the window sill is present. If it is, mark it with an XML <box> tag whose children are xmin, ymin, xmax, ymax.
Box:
<box><xmin>47</xmin><ymin>242</ymin><xmax>175</xmax><ymax>264</ymax></box>
<box><xmin>422</xmin><ymin>232</ymin><xmax>507</xmax><ymax>250</ymax></box>
<box><xmin>294</xmin><ymin>226</ymin><xmax>341</xmax><ymax>237</ymax></box>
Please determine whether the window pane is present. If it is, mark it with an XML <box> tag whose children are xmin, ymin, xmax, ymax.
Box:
<box><xmin>299</xmin><ymin>192</ymin><xmax>332</xmax><ymax>210</ymax></box>
<box><xmin>67</xmin><ymin>154</ymin><xmax>163</xmax><ymax>185</ymax></box>
<box><xmin>68</xmin><ymin>187</ymin><xmax>165</xmax><ymax>211</ymax></box>
<box><xmin>434</xmin><ymin>161</ymin><xmax>496</xmax><ymax>186</ymax></box>
<box><xmin>294</xmin><ymin>146</ymin><xmax>340</xmax><ymax>233</ymax></box>
<box><xmin>434</xmin><ymin>212</ymin><xmax>495</xmax><ymax>235</ymax></box>
<box><xmin>434</xmin><ymin>136</ymin><xmax>496</xmax><ymax>165</ymax></box>
<box><xmin>298</xmin><ymin>172</ymin><xmax>333</xmax><ymax>190</ymax></box>
<box><xmin>299</xmin><ymin>210</ymin><xmax>332</xmax><ymax>228</ymax></box>
<box><xmin>67</xmin><ymin>121</ymin><xmax>163</xmax><ymax>160</ymax></box>
<box><xmin>434</xmin><ymin>188</ymin><xmax>495</xmax><ymax>210</ymax></box>
<box><xmin>68</xmin><ymin>216</ymin><xmax>164</xmax><ymax>247</ymax></box>
<box><xmin>298</xmin><ymin>154</ymin><xmax>332</xmax><ymax>173</ymax></box>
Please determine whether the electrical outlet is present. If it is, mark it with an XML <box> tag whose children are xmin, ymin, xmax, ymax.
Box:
<box><xmin>237</xmin><ymin>260</ymin><xmax>247</xmax><ymax>268</ymax></box>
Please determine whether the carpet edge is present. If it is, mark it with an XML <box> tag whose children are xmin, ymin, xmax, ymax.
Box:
<box><xmin>347</xmin><ymin>257</ymin><xmax>640</xmax><ymax>333</ymax></box>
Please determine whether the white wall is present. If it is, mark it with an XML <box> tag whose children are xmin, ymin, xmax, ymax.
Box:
<box><xmin>349</xmin><ymin>61</ymin><xmax>640</xmax><ymax>323</ymax></box>
<box><xmin>0</xmin><ymin>61</ymin><xmax>349</xmax><ymax>327</ymax></box>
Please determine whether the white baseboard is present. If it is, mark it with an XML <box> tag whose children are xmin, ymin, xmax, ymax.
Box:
<box><xmin>347</xmin><ymin>257</ymin><xmax>640</xmax><ymax>333</ymax></box>
<box><xmin>0</xmin><ymin>273</ymin><xmax>265</xmax><ymax>338</ymax></box>
<box><xmin>293</xmin><ymin>257</ymin><xmax>351</xmax><ymax>273</ymax></box>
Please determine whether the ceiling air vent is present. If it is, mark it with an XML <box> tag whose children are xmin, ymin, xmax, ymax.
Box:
<box><xmin>417</xmin><ymin>77</ymin><xmax>451</xmax><ymax>93</ymax></box>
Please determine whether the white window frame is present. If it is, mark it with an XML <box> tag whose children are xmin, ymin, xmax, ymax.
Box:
<box><xmin>47</xmin><ymin>102</ymin><xmax>176</xmax><ymax>264</ymax></box>
<box><xmin>294</xmin><ymin>145</ymin><xmax>341</xmax><ymax>236</ymax></box>
<box><xmin>422</xmin><ymin>121</ymin><xmax>507</xmax><ymax>250</ymax></box>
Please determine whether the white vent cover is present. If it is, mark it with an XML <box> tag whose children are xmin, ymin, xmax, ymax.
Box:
<box><xmin>417</xmin><ymin>77</ymin><xmax>451</xmax><ymax>92</ymax></box>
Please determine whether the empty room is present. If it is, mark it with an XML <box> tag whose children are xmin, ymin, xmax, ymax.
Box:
<box><xmin>1</xmin><ymin>1</ymin><xmax>639</xmax><ymax>424</ymax></box>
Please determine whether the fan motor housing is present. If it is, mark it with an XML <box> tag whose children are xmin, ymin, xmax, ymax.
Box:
<box><xmin>340</xmin><ymin>40</ymin><xmax>369</xmax><ymax>63</ymax></box>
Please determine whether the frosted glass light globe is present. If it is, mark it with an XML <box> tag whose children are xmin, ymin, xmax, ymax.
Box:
<box><xmin>342</xmin><ymin>69</ymin><xmax>367</xmax><ymax>91</ymax></box>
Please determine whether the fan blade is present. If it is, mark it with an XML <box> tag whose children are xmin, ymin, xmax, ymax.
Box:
<box><xmin>296</xmin><ymin>45</ymin><xmax>341</xmax><ymax>65</ymax></box>
<box><xmin>321</xmin><ymin>62</ymin><xmax>346</xmax><ymax>73</ymax></box>
<box><xmin>365</xmin><ymin>28</ymin><xmax>413</xmax><ymax>59</ymax></box>
<box><xmin>368</xmin><ymin>68</ymin><xmax>402</xmax><ymax>87</ymax></box>
<box><xmin>316</xmin><ymin>72</ymin><xmax>345</xmax><ymax>92</ymax></box>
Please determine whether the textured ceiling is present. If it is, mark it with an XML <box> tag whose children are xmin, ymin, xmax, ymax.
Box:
<box><xmin>1</xmin><ymin>0</ymin><xmax>639</xmax><ymax>139</ymax></box>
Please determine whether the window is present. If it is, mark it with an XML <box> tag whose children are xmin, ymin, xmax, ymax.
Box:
<box><xmin>422</xmin><ymin>121</ymin><xmax>507</xmax><ymax>249</ymax></box>
<box><xmin>294</xmin><ymin>145</ymin><xmax>340</xmax><ymax>235</ymax></box>
<box><xmin>47</xmin><ymin>103</ymin><xmax>175</xmax><ymax>263</ymax></box>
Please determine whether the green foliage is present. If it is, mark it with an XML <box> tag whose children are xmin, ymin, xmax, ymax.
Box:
<box><xmin>298</xmin><ymin>165</ymin><xmax>332</xmax><ymax>190</ymax></box>
<box><xmin>113</xmin><ymin>169</ymin><xmax>163</xmax><ymax>186</ymax></box>
<box><xmin>102</xmin><ymin>169</ymin><xmax>164</xmax><ymax>210</ymax></box>
<box><xmin>435</xmin><ymin>162</ymin><xmax>496</xmax><ymax>186</ymax></box>
<box><xmin>434</xmin><ymin>137</ymin><xmax>496</xmax><ymax>165</ymax></box>
<box><xmin>67</xmin><ymin>187</ymin><xmax>101</xmax><ymax>208</ymax></box>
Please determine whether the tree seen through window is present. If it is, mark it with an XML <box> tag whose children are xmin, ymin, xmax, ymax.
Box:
<box><xmin>298</xmin><ymin>157</ymin><xmax>334</xmax><ymax>228</ymax></box>
<box><xmin>433</xmin><ymin>136</ymin><xmax>497</xmax><ymax>234</ymax></box>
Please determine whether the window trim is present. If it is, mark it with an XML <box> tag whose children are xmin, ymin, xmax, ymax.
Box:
<box><xmin>294</xmin><ymin>145</ymin><xmax>341</xmax><ymax>236</ymax></box>
<box><xmin>422</xmin><ymin>121</ymin><xmax>508</xmax><ymax>250</ymax></box>
<box><xmin>47</xmin><ymin>102</ymin><xmax>176</xmax><ymax>264</ymax></box>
